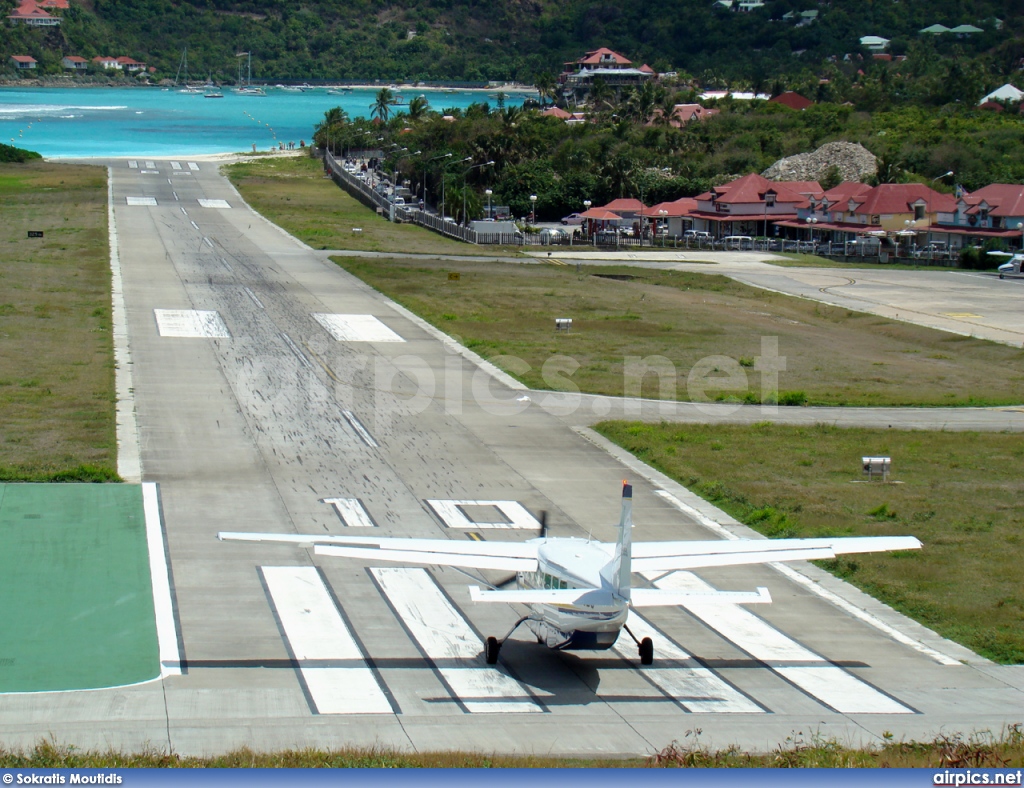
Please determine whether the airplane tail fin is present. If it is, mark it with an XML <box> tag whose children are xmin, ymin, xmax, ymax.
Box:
<box><xmin>605</xmin><ymin>481</ymin><xmax>633</xmax><ymax>601</ymax></box>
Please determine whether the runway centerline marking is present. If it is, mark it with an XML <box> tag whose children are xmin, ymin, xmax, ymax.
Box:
<box><xmin>427</xmin><ymin>500</ymin><xmax>541</xmax><ymax>530</ymax></box>
<box><xmin>322</xmin><ymin>498</ymin><xmax>376</xmax><ymax>527</ymax></box>
<box><xmin>280</xmin><ymin>332</ymin><xmax>312</xmax><ymax>369</ymax></box>
<box><xmin>262</xmin><ymin>566</ymin><xmax>393</xmax><ymax>715</ymax></box>
<box><xmin>371</xmin><ymin>567</ymin><xmax>543</xmax><ymax>713</ymax></box>
<box><xmin>153</xmin><ymin>309</ymin><xmax>230</xmax><ymax>339</ymax></box>
<box><xmin>651</xmin><ymin>571</ymin><xmax>914</xmax><ymax>714</ymax></box>
<box><xmin>313</xmin><ymin>313</ymin><xmax>405</xmax><ymax>343</ymax></box>
<box><xmin>242</xmin><ymin>287</ymin><xmax>264</xmax><ymax>309</ymax></box>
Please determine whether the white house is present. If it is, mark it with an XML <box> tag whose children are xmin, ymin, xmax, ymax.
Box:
<box><xmin>859</xmin><ymin>36</ymin><xmax>890</xmax><ymax>51</ymax></box>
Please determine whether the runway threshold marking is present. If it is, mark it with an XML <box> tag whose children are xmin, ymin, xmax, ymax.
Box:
<box><xmin>188</xmin><ymin>162</ymin><xmax>199</xmax><ymax>171</ymax></box>
<box><xmin>198</xmin><ymin>199</ymin><xmax>231</xmax><ymax>209</ymax></box>
<box><xmin>128</xmin><ymin>160</ymin><xmax>138</xmax><ymax>169</ymax></box>
<box><xmin>171</xmin><ymin>161</ymin><xmax>182</xmax><ymax>170</ymax></box>
<box><xmin>322</xmin><ymin>497</ymin><xmax>376</xmax><ymax>527</ymax></box>
<box><xmin>126</xmin><ymin>197</ymin><xmax>157</xmax><ymax>206</ymax></box>
<box><xmin>654</xmin><ymin>571</ymin><xmax>914</xmax><ymax>714</ymax></box>
<box><xmin>153</xmin><ymin>309</ymin><xmax>230</xmax><ymax>338</ymax></box>
<box><xmin>145</xmin><ymin>160</ymin><xmax>156</xmax><ymax>169</ymax></box>
<box><xmin>371</xmin><ymin>567</ymin><xmax>543</xmax><ymax>713</ymax></box>
<box><xmin>313</xmin><ymin>313</ymin><xmax>405</xmax><ymax>343</ymax></box>
<box><xmin>426</xmin><ymin>500</ymin><xmax>541</xmax><ymax>530</ymax></box>
<box><xmin>262</xmin><ymin>566</ymin><xmax>393</xmax><ymax>715</ymax></box>
<box><xmin>612</xmin><ymin>613</ymin><xmax>763</xmax><ymax>713</ymax></box>
<box><xmin>341</xmin><ymin>409</ymin><xmax>378</xmax><ymax>447</ymax></box>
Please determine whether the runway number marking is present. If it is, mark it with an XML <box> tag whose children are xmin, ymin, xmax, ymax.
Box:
<box><xmin>427</xmin><ymin>500</ymin><xmax>541</xmax><ymax>530</ymax></box>
<box><xmin>154</xmin><ymin>309</ymin><xmax>230</xmax><ymax>338</ymax></box>
<box><xmin>371</xmin><ymin>567</ymin><xmax>542</xmax><ymax>713</ymax></box>
<box><xmin>652</xmin><ymin>571</ymin><xmax>914</xmax><ymax>714</ymax></box>
<box><xmin>198</xmin><ymin>199</ymin><xmax>231</xmax><ymax>209</ymax></box>
<box><xmin>261</xmin><ymin>566</ymin><xmax>393</xmax><ymax>715</ymax></box>
<box><xmin>125</xmin><ymin>197</ymin><xmax>157</xmax><ymax>206</ymax></box>
<box><xmin>313</xmin><ymin>313</ymin><xmax>405</xmax><ymax>343</ymax></box>
<box><xmin>322</xmin><ymin>497</ymin><xmax>376</xmax><ymax>527</ymax></box>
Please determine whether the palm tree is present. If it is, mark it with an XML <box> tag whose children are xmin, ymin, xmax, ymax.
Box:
<box><xmin>534</xmin><ymin>71</ymin><xmax>556</xmax><ymax>107</ymax></box>
<box><xmin>370</xmin><ymin>87</ymin><xmax>397</xmax><ymax>124</ymax></box>
<box><xmin>313</xmin><ymin>106</ymin><xmax>349</xmax><ymax>154</ymax></box>
<box><xmin>406</xmin><ymin>95</ymin><xmax>430</xmax><ymax>122</ymax></box>
<box><xmin>494</xmin><ymin>91</ymin><xmax>507</xmax><ymax>109</ymax></box>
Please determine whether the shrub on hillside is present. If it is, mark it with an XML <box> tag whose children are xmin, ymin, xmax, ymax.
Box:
<box><xmin>0</xmin><ymin>143</ymin><xmax>42</xmax><ymax>163</ymax></box>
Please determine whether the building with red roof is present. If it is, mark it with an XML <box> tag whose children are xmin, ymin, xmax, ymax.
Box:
<box><xmin>690</xmin><ymin>173</ymin><xmax>821</xmax><ymax>237</ymax></box>
<box><xmin>649</xmin><ymin>197</ymin><xmax>698</xmax><ymax>236</ymax></box>
<box><xmin>62</xmin><ymin>55</ymin><xmax>88</xmax><ymax>70</ymax></box>
<box><xmin>37</xmin><ymin>0</ymin><xmax>69</xmax><ymax>7</ymax></box>
<box><xmin>768</xmin><ymin>91</ymin><xmax>813</xmax><ymax>111</ymax></box>
<box><xmin>930</xmin><ymin>184</ymin><xmax>1024</xmax><ymax>249</ymax></box>
<box><xmin>560</xmin><ymin>47</ymin><xmax>656</xmax><ymax>104</ymax></box>
<box><xmin>116</xmin><ymin>56</ymin><xmax>147</xmax><ymax>72</ymax></box>
<box><xmin>7</xmin><ymin>0</ymin><xmax>60</xmax><ymax>26</ymax></box>
<box><xmin>10</xmin><ymin>55</ymin><xmax>38</xmax><ymax>69</ymax></box>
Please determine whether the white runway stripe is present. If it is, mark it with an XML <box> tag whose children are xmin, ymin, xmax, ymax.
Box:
<box><xmin>154</xmin><ymin>309</ymin><xmax>230</xmax><ymax>338</ymax></box>
<box><xmin>313</xmin><ymin>313</ymin><xmax>405</xmax><ymax>342</ymax></box>
<box><xmin>145</xmin><ymin>161</ymin><xmax>155</xmax><ymax>169</ymax></box>
<box><xmin>372</xmin><ymin>567</ymin><xmax>542</xmax><ymax>713</ymax></box>
<box><xmin>198</xmin><ymin>198</ymin><xmax>231</xmax><ymax>209</ymax></box>
<box><xmin>262</xmin><ymin>566</ymin><xmax>392</xmax><ymax>715</ymax></box>
<box><xmin>126</xmin><ymin>197</ymin><xmax>157</xmax><ymax>206</ymax></box>
<box><xmin>614</xmin><ymin>613</ymin><xmax>763</xmax><ymax>713</ymax></box>
<box><xmin>652</xmin><ymin>571</ymin><xmax>914</xmax><ymax>714</ymax></box>
<box><xmin>341</xmin><ymin>410</ymin><xmax>378</xmax><ymax>448</ymax></box>
<box><xmin>323</xmin><ymin>497</ymin><xmax>376</xmax><ymax>527</ymax></box>
<box><xmin>188</xmin><ymin>162</ymin><xmax>199</xmax><ymax>171</ymax></box>
<box><xmin>128</xmin><ymin>160</ymin><xmax>138</xmax><ymax>169</ymax></box>
<box><xmin>427</xmin><ymin>500</ymin><xmax>541</xmax><ymax>530</ymax></box>
<box><xmin>170</xmin><ymin>161</ymin><xmax>182</xmax><ymax>170</ymax></box>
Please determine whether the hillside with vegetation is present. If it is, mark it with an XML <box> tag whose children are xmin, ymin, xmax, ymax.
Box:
<box><xmin>0</xmin><ymin>0</ymin><xmax>1022</xmax><ymax>93</ymax></box>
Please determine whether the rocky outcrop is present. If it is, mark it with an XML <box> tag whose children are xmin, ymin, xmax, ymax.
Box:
<box><xmin>762</xmin><ymin>141</ymin><xmax>877</xmax><ymax>183</ymax></box>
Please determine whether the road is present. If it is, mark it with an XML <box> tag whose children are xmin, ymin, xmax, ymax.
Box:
<box><xmin>2</xmin><ymin>159</ymin><xmax>1022</xmax><ymax>758</ymax></box>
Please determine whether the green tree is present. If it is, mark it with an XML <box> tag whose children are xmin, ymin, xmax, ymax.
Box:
<box><xmin>370</xmin><ymin>87</ymin><xmax>397</xmax><ymax>124</ymax></box>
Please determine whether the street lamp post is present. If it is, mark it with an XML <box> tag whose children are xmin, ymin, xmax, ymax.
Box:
<box><xmin>529</xmin><ymin>194</ymin><xmax>537</xmax><ymax>225</ymax></box>
<box><xmin>425</xmin><ymin>152</ymin><xmax>452</xmax><ymax>214</ymax></box>
<box><xmin>485</xmin><ymin>189</ymin><xmax>493</xmax><ymax>220</ymax></box>
<box><xmin>904</xmin><ymin>219</ymin><xmax>918</xmax><ymax>258</ymax></box>
<box><xmin>440</xmin><ymin>156</ymin><xmax>471</xmax><ymax>221</ymax></box>
<box><xmin>658</xmin><ymin>208</ymin><xmax>668</xmax><ymax>245</ymax></box>
<box><xmin>462</xmin><ymin>160</ymin><xmax>494</xmax><ymax>225</ymax></box>
<box><xmin>806</xmin><ymin>216</ymin><xmax>818</xmax><ymax>249</ymax></box>
<box><xmin>582</xmin><ymin>199</ymin><xmax>591</xmax><ymax>240</ymax></box>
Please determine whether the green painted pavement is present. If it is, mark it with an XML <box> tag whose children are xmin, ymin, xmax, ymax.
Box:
<box><xmin>0</xmin><ymin>484</ymin><xmax>160</xmax><ymax>692</ymax></box>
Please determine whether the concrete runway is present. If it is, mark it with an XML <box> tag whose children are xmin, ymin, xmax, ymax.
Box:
<box><xmin>3</xmin><ymin>159</ymin><xmax>1023</xmax><ymax>757</ymax></box>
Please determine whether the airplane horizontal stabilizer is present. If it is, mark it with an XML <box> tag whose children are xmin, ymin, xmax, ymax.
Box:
<box><xmin>315</xmin><ymin>544</ymin><xmax>537</xmax><ymax>572</ymax></box>
<box><xmin>632</xmin><ymin>535</ymin><xmax>921</xmax><ymax>559</ymax></box>
<box><xmin>629</xmin><ymin>587</ymin><xmax>772</xmax><ymax>606</ymax></box>
<box><xmin>468</xmin><ymin>586</ymin><xmax>615</xmax><ymax>606</ymax></box>
<box><xmin>633</xmin><ymin>546</ymin><xmax>836</xmax><ymax>572</ymax></box>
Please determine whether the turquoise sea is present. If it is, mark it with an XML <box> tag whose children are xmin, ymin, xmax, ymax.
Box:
<box><xmin>0</xmin><ymin>86</ymin><xmax>523</xmax><ymax>158</ymax></box>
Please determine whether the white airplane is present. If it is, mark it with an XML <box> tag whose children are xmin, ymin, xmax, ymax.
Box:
<box><xmin>219</xmin><ymin>483</ymin><xmax>921</xmax><ymax>666</ymax></box>
<box><xmin>991</xmin><ymin>251</ymin><xmax>1024</xmax><ymax>279</ymax></box>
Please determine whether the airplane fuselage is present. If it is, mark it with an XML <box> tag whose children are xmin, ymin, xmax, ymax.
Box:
<box><xmin>517</xmin><ymin>538</ymin><xmax>628</xmax><ymax>650</ymax></box>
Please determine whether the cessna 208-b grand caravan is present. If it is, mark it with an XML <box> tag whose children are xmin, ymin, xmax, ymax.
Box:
<box><xmin>219</xmin><ymin>483</ymin><xmax>921</xmax><ymax>666</ymax></box>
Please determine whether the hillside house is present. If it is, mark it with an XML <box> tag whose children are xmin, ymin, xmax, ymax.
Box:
<box><xmin>11</xmin><ymin>55</ymin><xmax>37</xmax><ymax>69</ymax></box>
<box><xmin>62</xmin><ymin>55</ymin><xmax>87</xmax><ymax>71</ymax></box>
<box><xmin>7</xmin><ymin>0</ymin><xmax>60</xmax><ymax>26</ymax></box>
<box><xmin>769</xmin><ymin>91</ymin><xmax>813</xmax><ymax>110</ymax></box>
<box><xmin>859</xmin><ymin>36</ymin><xmax>890</xmax><ymax>51</ymax></box>
<box><xmin>560</xmin><ymin>48</ymin><xmax>656</xmax><ymax>103</ymax></box>
<box><xmin>116</xmin><ymin>56</ymin><xmax>146</xmax><ymax>72</ymax></box>
<box><xmin>92</xmin><ymin>56</ymin><xmax>120</xmax><ymax>70</ymax></box>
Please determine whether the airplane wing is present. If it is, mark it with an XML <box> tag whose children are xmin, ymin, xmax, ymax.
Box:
<box><xmin>218</xmin><ymin>531</ymin><xmax>538</xmax><ymax>571</ymax></box>
<box><xmin>631</xmin><ymin>535</ymin><xmax>920</xmax><ymax>572</ymax></box>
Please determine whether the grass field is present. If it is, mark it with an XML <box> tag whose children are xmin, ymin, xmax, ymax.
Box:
<box><xmin>224</xmin><ymin>154</ymin><xmax>517</xmax><ymax>256</ymax></box>
<box><xmin>595</xmin><ymin>420</ymin><xmax>1024</xmax><ymax>664</ymax></box>
<box><xmin>334</xmin><ymin>255</ymin><xmax>1024</xmax><ymax>407</ymax></box>
<box><xmin>4</xmin><ymin>728</ymin><xmax>1024</xmax><ymax>766</ymax></box>
<box><xmin>0</xmin><ymin>161</ymin><xmax>117</xmax><ymax>481</ymax></box>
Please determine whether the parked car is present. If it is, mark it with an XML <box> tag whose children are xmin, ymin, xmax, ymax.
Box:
<box><xmin>560</xmin><ymin>213</ymin><xmax>584</xmax><ymax>225</ymax></box>
<box><xmin>722</xmin><ymin>235</ymin><xmax>753</xmax><ymax>250</ymax></box>
<box><xmin>684</xmin><ymin>230</ymin><xmax>712</xmax><ymax>241</ymax></box>
<box><xmin>391</xmin><ymin>196</ymin><xmax>406</xmax><ymax>206</ymax></box>
<box><xmin>914</xmin><ymin>242</ymin><xmax>948</xmax><ymax>259</ymax></box>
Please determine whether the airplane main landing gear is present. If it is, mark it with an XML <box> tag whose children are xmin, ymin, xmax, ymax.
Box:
<box><xmin>623</xmin><ymin>624</ymin><xmax>654</xmax><ymax>666</ymax></box>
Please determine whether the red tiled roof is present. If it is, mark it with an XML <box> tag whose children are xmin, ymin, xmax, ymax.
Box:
<box><xmin>8</xmin><ymin>3</ymin><xmax>55</xmax><ymax>19</ymax></box>
<box><xmin>541</xmin><ymin>106</ymin><xmax>571</xmax><ymax>119</ymax></box>
<box><xmin>962</xmin><ymin>184</ymin><xmax>1024</xmax><ymax>217</ymax></box>
<box><xmin>37</xmin><ymin>0</ymin><xmax>69</xmax><ymax>7</ymax></box>
<box><xmin>579</xmin><ymin>208</ymin><xmax>622</xmax><ymax>220</ymax></box>
<box><xmin>852</xmin><ymin>183</ymin><xmax>955</xmax><ymax>214</ymax></box>
<box><xmin>768</xmin><ymin>92</ymin><xmax>813</xmax><ymax>110</ymax></box>
<box><xmin>823</xmin><ymin>181</ymin><xmax>873</xmax><ymax>204</ymax></box>
<box><xmin>648</xmin><ymin>198</ymin><xmax>697</xmax><ymax>217</ymax></box>
<box><xmin>11</xmin><ymin>55</ymin><xmax>37</xmax><ymax>63</ymax></box>
<box><xmin>705</xmin><ymin>173</ymin><xmax>819</xmax><ymax>206</ymax></box>
<box><xmin>639</xmin><ymin>64</ymin><xmax>655</xmax><ymax>74</ymax></box>
<box><xmin>601</xmin><ymin>198</ymin><xmax>647</xmax><ymax>213</ymax></box>
<box><xmin>579</xmin><ymin>47</ymin><xmax>631</xmax><ymax>66</ymax></box>
<box><xmin>62</xmin><ymin>55</ymin><xmax>87</xmax><ymax>62</ymax></box>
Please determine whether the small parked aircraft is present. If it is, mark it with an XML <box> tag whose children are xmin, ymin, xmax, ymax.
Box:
<box><xmin>219</xmin><ymin>483</ymin><xmax>921</xmax><ymax>666</ymax></box>
<box><xmin>991</xmin><ymin>251</ymin><xmax>1024</xmax><ymax>279</ymax></box>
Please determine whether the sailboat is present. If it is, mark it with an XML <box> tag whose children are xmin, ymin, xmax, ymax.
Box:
<box><xmin>175</xmin><ymin>49</ymin><xmax>202</xmax><ymax>94</ymax></box>
<box><xmin>234</xmin><ymin>52</ymin><xmax>265</xmax><ymax>96</ymax></box>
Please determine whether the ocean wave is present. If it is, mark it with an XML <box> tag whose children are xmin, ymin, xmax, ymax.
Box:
<box><xmin>0</xmin><ymin>104</ymin><xmax>128</xmax><ymax>115</ymax></box>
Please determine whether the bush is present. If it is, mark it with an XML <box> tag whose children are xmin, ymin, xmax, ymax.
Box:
<box><xmin>0</xmin><ymin>143</ymin><xmax>42</xmax><ymax>163</ymax></box>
